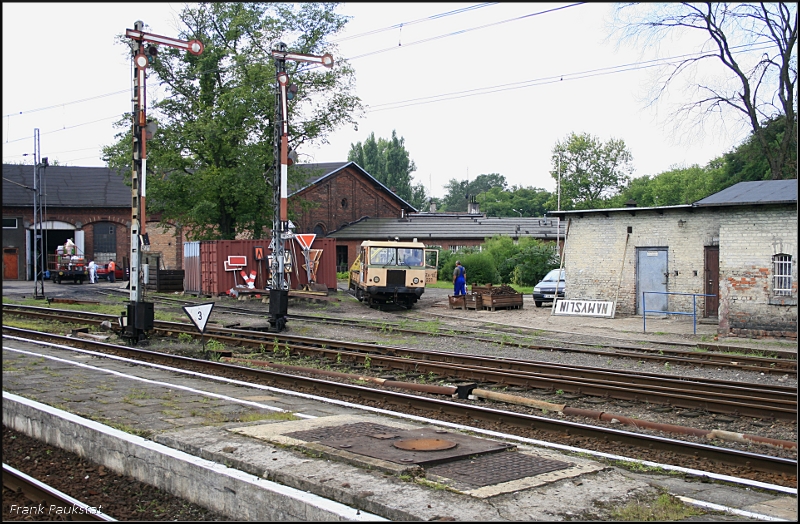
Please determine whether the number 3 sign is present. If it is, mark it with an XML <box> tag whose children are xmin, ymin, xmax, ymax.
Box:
<box><xmin>182</xmin><ymin>303</ymin><xmax>215</xmax><ymax>334</ymax></box>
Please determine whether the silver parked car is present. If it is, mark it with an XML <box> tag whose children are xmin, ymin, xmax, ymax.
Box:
<box><xmin>532</xmin><ymin>268</ymin><xmax>565</xmax><ymax>307</ymax></box>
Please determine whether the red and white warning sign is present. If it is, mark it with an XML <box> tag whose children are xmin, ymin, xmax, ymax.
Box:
<box><xmin>294</xmin><ymin>234</ymin><xmax>315</xmax><ymax>250</ymax></box>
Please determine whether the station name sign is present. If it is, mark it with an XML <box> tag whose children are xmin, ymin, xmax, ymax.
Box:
<box><xmin>553</xmin><ymin>298</ymin><xmax>615</xmax><ymax>318</ymax></box>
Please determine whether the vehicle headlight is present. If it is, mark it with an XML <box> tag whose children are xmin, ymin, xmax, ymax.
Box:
<box><xmin>533</xmin><ymin>287</ymin><xmax>541</xmax><ymax>293</ymax></box>
<box><xmin>412</xmin><ymin>277</ymin><xmax>419</xmax><ymax>284</ymax></box>
<box><xmin>372</xmin><ymin>276</ymin><xmax>380</xmax><ymax>283</ymax></box>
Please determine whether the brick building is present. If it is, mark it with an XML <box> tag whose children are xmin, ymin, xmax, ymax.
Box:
<box><xmin>288</xmin><ymin>162</ymin><xmax>416</xmax><ymax>236</ymax></box>
<box><xmin>2</xmin><ymin>164</ymin><xmax>184</xmax><ymax>280</ymax></box>
<box><xmin>550</xmin><ymin>180</ymin><xmax>797</xmax><ymax>339</ymax></box>
<box><xmin>327</xmin><ymin>214</ymin><xmax>564</xmax><ymax>273</ymax></box>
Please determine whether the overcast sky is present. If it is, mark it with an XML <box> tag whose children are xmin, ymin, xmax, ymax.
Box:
<box><xmin>3</xmin><ymin>3</ymin><xmax>753</xmax><ymax>198</ymax></box>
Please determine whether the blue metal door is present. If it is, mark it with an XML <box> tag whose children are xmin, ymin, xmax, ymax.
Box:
<box><xmin>636</xmin><ymin>248</ymin><xmax>668</xmax><ymax>315</ymax></box>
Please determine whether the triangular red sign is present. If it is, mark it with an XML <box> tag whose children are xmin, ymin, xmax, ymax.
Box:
<box><xmin>295</xmin><ymin>234</ymin><xmax>316</xmax><ymax>250</ymax></box>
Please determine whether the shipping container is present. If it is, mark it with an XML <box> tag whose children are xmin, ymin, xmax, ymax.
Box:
<box><xmin>183</xmin><ymin>241</ymin><xmax>201</xmax><ymax>294</ymax></box>
<box><xmin>184</xmin><ymin>237</ymin><xmax>338</xmax><ymax>296</ymax></box>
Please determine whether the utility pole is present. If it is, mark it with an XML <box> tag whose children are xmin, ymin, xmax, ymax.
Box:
<box><xmin>32</xmin><ymin>128</ymin><xmax>46</xmax><ymax>299</ymax></box>
<box><xmin>557</xmin><ymin>155</ymin><xmax>561</xmax><ymax>261</ymax></box>
<box><xmin>123</xmin><ymin>21</ymin><xmax>203</xmax><ymax>342</ymax></box>
<box><xmin>268</xmin><ymin>43</ymin><xmax>333</xmax><ymax>332</ymax></box>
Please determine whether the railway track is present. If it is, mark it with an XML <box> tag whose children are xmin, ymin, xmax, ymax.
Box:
<box><xmin>3</xmin><ymin>463</ymin><xmax>115</xmax><ymax>521</ymax></box>
<box><xmin>3</xmin><ymin>327</ymin><xmax>797</xmax><ymax>487</ymax></box>
<box><xmin>3</xmin><ymin>305</ymin><xmax>796</xmax><ymax>422</ymax></box>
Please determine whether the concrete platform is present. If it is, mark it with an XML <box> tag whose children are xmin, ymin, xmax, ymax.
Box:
<box><xmin>2</xmin><ymin>336</ymin><xmax>796</xmax><ymax>521</ymax></box>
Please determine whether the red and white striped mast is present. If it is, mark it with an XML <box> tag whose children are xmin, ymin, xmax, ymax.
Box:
<box><xmin>123</xmin><ymin>21</ymin><xmax>203</xmax><ymax>341</ymax></box>
<box><xmin>268</xmin><ymin>43</ymin><xmax>333</xmax><ymax>332</ymax></box>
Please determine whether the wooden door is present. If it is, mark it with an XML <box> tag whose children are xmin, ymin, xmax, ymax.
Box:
<box><xmin>704</xmin><ymin>246</ymin><xmax>720</xmax><ymax>318</ymax></box>
<box><xmin>3</xmin><ymin>248</ymin><xmax>19</xmax><ymax>280</ymax></box>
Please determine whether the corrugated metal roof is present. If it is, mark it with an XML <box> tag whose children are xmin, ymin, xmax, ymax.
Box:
<box><xmin>327</xmin><ymin>215</ymin><xmax>564</xmax><ymax>241</ymax></box>
<box><xmin>693</xmin><ymin>180</ymin><xmax>797</xmax><ymax>206</ymax></box>
<box><xmin>3</xmin><ymin>164</ymin><xmax>130</xmax><ymax>207</ymax></box>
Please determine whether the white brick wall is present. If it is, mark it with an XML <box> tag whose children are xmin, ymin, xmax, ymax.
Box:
<box><xmin>561</xmin><ymin>205</ymin><xmax>797</xmax><ymax>338</ymax></box>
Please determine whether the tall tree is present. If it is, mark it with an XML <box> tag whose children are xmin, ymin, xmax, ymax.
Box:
<box><xmin>440</xmin><ymin>173</ymin><xmax>508</xmax><ymax>212</ymax></box>
<box><xmin>103</xmin><ymin>3</ymin><xmax>361</xmax><ymax>240</ymax></box>
<box><xmin>347</xmin><ymin>130</ymin><xmax>417</xmax><ymax>202</ymax></box>
<box><xmin>612</xmin><ymin>2</ymin><xmax>798</xmax><ymax>180</ymax></box>
<box><xmin>550</xmin><ymin>132</ymin><xmax>633</xmax><ymax>210</ymax></box>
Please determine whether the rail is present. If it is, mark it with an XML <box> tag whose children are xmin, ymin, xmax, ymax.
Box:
<box><xmin>642</xmin><ymin>291</ymin><xmax>716</xmax><ymax>335</ymax></box>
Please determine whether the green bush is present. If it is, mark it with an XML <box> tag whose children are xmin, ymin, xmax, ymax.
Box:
<box><xmin>509</xmin><ymin>243</ymin><xmax>559</xmax><ymax>286</ymax></box>
<box><xmin>435</xmin><ymin>239</ymin><xmax>557</xmax><ymax>287</ymax></box>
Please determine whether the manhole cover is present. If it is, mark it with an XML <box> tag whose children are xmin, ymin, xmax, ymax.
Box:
<box><xmin>295</xmin><ymin>425</ymin><xmax>513</xmax><ymax>466</ymax></box>
<box><xmin>393</xmin><ymin>438</ymin><xmax>457</xmax><ymax>451</ymax></box>
<box><xmin>427</xmin><ymin>452</ymin><xmax>571</xmax><ymax>489</ymax></box>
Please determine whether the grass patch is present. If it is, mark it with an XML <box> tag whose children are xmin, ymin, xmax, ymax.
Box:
<box><xmin>238</xmin><ymin>411</ymin><xmax>299</xmax><ymax>423</ymax></box>
<box><xmin>610</xmin><ymin>493</ymin><xmax>704</xmax><ymax>521</ymax></box>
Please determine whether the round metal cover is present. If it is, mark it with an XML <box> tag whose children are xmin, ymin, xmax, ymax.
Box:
<box><xmin>392</xmin><ymin>438</ymin><xmax>457</xmax><ymax>451</ymax></box>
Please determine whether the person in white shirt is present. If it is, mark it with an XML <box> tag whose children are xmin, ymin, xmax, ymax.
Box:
<box><xmin>88</xmin><ymin>260</ymin><xmax>97</xmax><ymax>284</ymax></box>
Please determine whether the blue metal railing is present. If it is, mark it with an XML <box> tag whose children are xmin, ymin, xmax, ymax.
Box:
<box><xmin>642</xmin><ymin>291</ymin><xmax>716</xmax><ymax>335</ymax></box>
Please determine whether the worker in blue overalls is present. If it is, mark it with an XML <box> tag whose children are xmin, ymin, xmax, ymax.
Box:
<box><xmin>453</xmin><ymin>260</ymin><xmax>467</xmax><ymax>296</ymax></box>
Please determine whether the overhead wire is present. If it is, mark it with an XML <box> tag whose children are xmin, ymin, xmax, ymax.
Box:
<box><xmin>1</xmin><ymin>3</ymin><xmax>780</xmax><ymax>151</ymax></box>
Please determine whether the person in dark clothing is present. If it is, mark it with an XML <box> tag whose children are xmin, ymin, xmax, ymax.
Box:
<box><xmin>453</xmin><ymin>260</ymin><xmax>467</xmax><ymax>296</ymax></box>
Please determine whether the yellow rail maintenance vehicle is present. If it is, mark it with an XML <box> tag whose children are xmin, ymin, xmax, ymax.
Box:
<box><xmin>349</xmin><ymin>239</ymin><xmax>439</xmax><ymax>309</ymax></box>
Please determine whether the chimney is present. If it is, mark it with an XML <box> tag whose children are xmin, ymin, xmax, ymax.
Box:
<box><xmin>429</xmin><ymin>200</ymin><xmax>437</xmax><ymax>213</ymax></box>
<box><xmin>467</xmin><ymin>195</ymin><xmax>479</xmax><ymax>214</ymax></box>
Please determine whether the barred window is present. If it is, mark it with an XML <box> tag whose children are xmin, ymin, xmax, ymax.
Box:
<box><xmin>773</xmin><ymin>254</ymin><xmax>793</xmax><ymax>296</ymax></box>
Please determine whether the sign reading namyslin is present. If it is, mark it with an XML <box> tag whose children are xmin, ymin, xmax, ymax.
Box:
<box><xmin>553</xmin><ymin>299</ymin><xmax>615</xmax><ymax>318</ymax></box>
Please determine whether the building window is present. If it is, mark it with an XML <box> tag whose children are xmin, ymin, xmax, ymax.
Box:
<box><xmin>94</xmin><ymin>222</ymin><xmax>117</xmax><ymax>253</ymax></box>
<box><xmin>773</xmin><ymin>254</ymin><xmax>793</xmax><ymax>296</ymax></box>
<box><xmin>3</xmin><ymin>218</ymin><xmax>18</xmax><ymax>229</ymax></box>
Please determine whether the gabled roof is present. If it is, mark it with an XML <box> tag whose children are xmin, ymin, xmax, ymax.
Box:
<box><xmin>693</xmin><ymin>179</ymin><xmax>797</xmax><ymax>207</ymax></box>
<box><xmin>327</xmin><ymin>214</ymin><xmax>564</xmax><ymax>241</ymax></box>
<box><xmin>3</xmin><ymin>164</ymin><xmax>130</xmax><ymax>208</ymax></box>
<box><xmin>290</xmin><ymin>161</ymin><xmax>417</xmax><ymax>212</ymax></box>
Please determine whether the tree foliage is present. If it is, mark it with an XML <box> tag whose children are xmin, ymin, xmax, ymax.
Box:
<box><xmin>551</xmin><ymin>132</ymin><xmax>633</xmax><ymax>210</ymax></box>
<box><xmin>440</xmin><ymin>173</ymin><xmax>508</xmax><ymax>212</ymax></box>
<box><xmin>612</xmin><ymin>2</ymin><xmax>798</xmax><ymax>180</ymax></box>
<box><xmin>610</xmin><ymin>115</ymin><xmax>797</xmax><ymax>208</ymax></box>
<box><xmin>103</xmin><ymin>3</ymin><xmax>362</xmax><ymax>240</ymax></box>
<box><xmin>347</xmin><ymin>130</ymin><xmax>417</xmax><ymax>203</ymax></box>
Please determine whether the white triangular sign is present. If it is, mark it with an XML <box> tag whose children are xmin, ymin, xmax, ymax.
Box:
<box><xmin>182</xmin><ymin>303</ymin><xmax>215</xmax><ymax>333</ymax></box>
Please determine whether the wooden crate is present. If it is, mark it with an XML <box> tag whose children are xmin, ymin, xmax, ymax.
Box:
<box><xmin>471</xmin><ymin>284</ymin><xmax>494</xmax><ymax>295</ymax></box>
<box><xmin>465</xmin><ymin>293</ymin><xmax>483</xmax><ymax>310</ymax></box>
<box><xmin>448</xmin><ymin>295</ymin><xmax>466</xmax><ymax>310</ymax></box>
<box><xmin>482</xmin><ymin>293</ymin><xmax>523</xmax><ymax>311</ymax></box>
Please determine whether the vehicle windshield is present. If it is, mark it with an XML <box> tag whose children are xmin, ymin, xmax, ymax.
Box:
<box><xmin>369</xmin><ymin>247</ymin><xmax>424</xmax><ymax>267</ymax></box>
<box><xmin>542</xmin><ymin>269</ymin><xmax>565</xmax><ymax>282</ymax></box>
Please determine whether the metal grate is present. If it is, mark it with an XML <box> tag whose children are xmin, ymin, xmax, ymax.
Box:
<box><xmin>386</xmin><ymin>269</ymin><xmax>406</xmax><ymax>287</ymax></box>
<box><xmin>773</xmin><ymin>254</ymin><xmax>793</xmax><ymax>296</ymax></box>
<box><xmin>284</xmin><ymin>422</ymin><xmax>395</xmax><ymax>442</ymax></box>
<box><xmin>426</xmin><ymin>452</ymin><xmax>571</xmax><ymax>489</ymax></box>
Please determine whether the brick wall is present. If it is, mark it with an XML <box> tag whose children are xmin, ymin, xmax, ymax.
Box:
<box><xmin>144</xmin><ymin>219</ymin><xmax>184</xmax><ymax>270</ymax></box>
<box><xmin>289</xmin><ymin>167</ymin><xmax>405</xmax><ymax>234</ymax></box>
<box><xmin>718</xmin><ymin>208</ymin><xmax>797</xmax><ymax>339</ymax></box>
<box><xmin>561</xmin><ymin>205</ymin><xmax>797</xmax><ymax>339</ymax></box>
